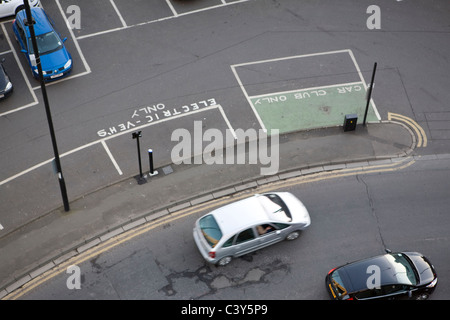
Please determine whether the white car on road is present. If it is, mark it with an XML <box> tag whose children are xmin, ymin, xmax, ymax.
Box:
<box><xmin>193</xmin><ymin>192</ymin><xmax>311</xmax><ymax>266</ymax></box>
<box><xmin>0</xmin><ymin>0</ymin><xmax>40</xmax><ymax>19</ymax></box>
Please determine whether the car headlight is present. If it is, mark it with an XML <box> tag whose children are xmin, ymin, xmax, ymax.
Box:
<box><xmin>426</xmin><ymin>278</ymin><xmax>437</xmax><ymax>288</ymax></box>
<box><xmin>5</xmin><ymin>81</ymin><xmax>12</xmax><ymax>91</ymax></box>
<box><xmin>64</xmin><ymin>59</ymin><xmax>72</xmax><ymax>69</ymax></box>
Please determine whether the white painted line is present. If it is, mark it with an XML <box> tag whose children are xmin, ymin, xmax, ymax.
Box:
<box><xmin>165</xmin><ymin>0</ymin><xmax>178</xmax><ymax>16</ymax></box>
<box><xmin>101</xmin><ymin>140</ymin><xmax>123</xmax><ymax>175</ymax></box>
<box><xmin>217</xmin><ymin>105</ymin><xmax>237</xmax><ymax>139</ymax></box>
<box><xmin>76</xmin><ymin>0</ymin><xmax>251</xmax><ymax>40</ymax></box>
<box><xmin>0</xmin><ymin>223</ymin><xmax>4</xmax><ymax>230</ymax></box>
<box><xmin>0</xmin><ymin>105</ymin><xmax>230</xmax><ymax>185</ymax></box>
<box><xmin>230</xmin><ymin>64</ymin><xmax>267</xmax><ymax>132</ymax></box>
<box><xmin>54</xmin><ymin>0</ymin><xmax>91</xmax><ymax>74</ymax></box>
<box><xmin>248</xmin><ymin>81</ymin><xmax>364</xmax><ymax>99</ymax></box>
<box><xmin>231</xmin><ymin>49</ymin><xmax>382</xmax><ymax>131</ymax></box>
<box><xmin>231</xmin><ymin>49</ymin><xmax>353</xmax><ymax>68</ymax></box>
<box><xmin>110</xmin><ymin>0</ymin><xmax>128</xmax><ymax>28</ymax></box>
<box><xmin>0</xmin><ymin>50</ymin><xmax>12</xmax><ymax>55</ymax></box>
<box><xmin>347</xmin><ymin>49</ymin><xmax>381</xmax><ymax>120</ymax></box>
<box><xmin>0</xmin><ymin>23</ymin><xmax>39</xmax><ymax>117</ymax></box>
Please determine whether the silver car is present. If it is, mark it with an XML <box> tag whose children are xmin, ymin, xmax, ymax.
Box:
<box><xmin>193</xmin><ymin>192</ymin><xmax>311</xmax><ymax>266</ymax></box>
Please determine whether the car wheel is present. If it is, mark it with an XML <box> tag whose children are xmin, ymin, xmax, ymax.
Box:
<box><xmin>217</xmin><ymin>256</ymin><xmax>232</xmax><ymax>266</ymax></box>
<box><xmin>416</xmin><ymin>293</ymin><xmax>429</xmax><ymax>300</ymax></box>
<box><xmin>286</xmin><ymin>231</ymin><xmax>300</xmax><ymax>241</ymax></box>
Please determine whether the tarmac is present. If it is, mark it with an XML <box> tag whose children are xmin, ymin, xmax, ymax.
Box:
<box><xmin>0</xmin><ymin>121</ymin><xmax>416</xmax><ymax>298</ymax></box>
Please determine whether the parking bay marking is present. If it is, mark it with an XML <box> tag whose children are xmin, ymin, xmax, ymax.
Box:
<box><xmin>0</xmin><ymin>104</ymin><xmax>235</xmax><ymax>186</ymax></box>
<box><xmin>0</xmin><ymin>23</ymin><xmax>39</xmax><ymax>117</ymax></box>
<box><xmin>231</xmin><ymin>49</ymin><xmax>382</xmax><ymax>132</ymax></box>
<box><xmin>3</xmin><ymin>156</ymin><xmax>415</xmax><ymax>300</ymax></box>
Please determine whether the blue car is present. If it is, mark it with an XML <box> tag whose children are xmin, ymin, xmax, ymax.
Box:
<box><xmin>12</xmin><ymin>7</ymin><xmax>72</xmax><ymax>81</ymax></box>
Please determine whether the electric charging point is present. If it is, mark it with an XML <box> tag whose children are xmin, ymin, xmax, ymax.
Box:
<box><xmin>343</xmin><ymin>114</ymin><xmax>358</xmax><ymax>132</ymax></box>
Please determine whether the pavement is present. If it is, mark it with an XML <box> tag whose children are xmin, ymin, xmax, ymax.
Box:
<box><xmin>0</xmin><ymin>121</ymin><xmax>415</xmax><ymax>298</ymax></box>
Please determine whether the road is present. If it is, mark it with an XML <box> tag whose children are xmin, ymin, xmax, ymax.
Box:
<box><xmin>1</xmin><ymin>0</ymin><xmax>449</xmax><ymax>302</ymax></box>
<box><xmin>1</xmin><ymin>0</ymin><xmax>450</xmax><ymax>228</ymax></box>
<box><xmin>15</xmin><ymin>157</ymin><xmax>450</xmax><ymax>300</ymax></box>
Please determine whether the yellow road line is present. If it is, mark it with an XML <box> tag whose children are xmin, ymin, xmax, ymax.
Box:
<box><xmin>3</xmin><ymin>158</ymin><xmax>415</xmax><ymax>300</ymax></box>
<box><xmin>388</xmin><ymin>112</ymin><xmax>427</xmax><ymax>147</ymax></box>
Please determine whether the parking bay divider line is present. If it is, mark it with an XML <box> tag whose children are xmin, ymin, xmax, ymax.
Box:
<box><xmin>0</xmin><ymin>104</ymin><xmax>234</xmax><ymax>186</ymax></box>
<box><xmin>0</xmin><ymin>23</ymin><xmax>39</xmax><ymax>117</ymax></box>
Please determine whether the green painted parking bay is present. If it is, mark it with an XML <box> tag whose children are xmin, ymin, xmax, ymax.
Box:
<box><xmin>250</xmin><ymin>82</ymin><xmax>380</xmax><ymax>134</ymax></box>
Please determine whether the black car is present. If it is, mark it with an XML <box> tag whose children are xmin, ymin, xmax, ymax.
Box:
<box><xmin>326</xmin><ymin>251</ymin><xmax>437</xmax><ymax>300</ymax></box>
<box><xmin>0</xmin><ymin>59</ymin><xmax>13</xmax><ymax>100</ymax></box>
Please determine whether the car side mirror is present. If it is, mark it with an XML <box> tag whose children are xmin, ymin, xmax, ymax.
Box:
<box><xmin>21</xmin><ymin>49</ymin><xmax>27</xmax><ymax>54</ymax></box>
<box><xmin>63</xmin><ymin>37</ymin><xmax>67</xmax><ymax>42</ymax></box>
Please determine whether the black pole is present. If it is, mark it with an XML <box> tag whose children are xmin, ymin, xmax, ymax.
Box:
<box><xmin>148</xmin><ymin>149</ymin><xmax>154</xmax><ymax>175</ymax></box>
<box><xmin>23</xmin><ymin>1</ymin><xmax>69</xmax><ymax>211</ymax></box>
<box><xmin>132</xmin><ymin>131</ymin><xmax>145</xmax><ymax>183</ymax></box>
<box><xmin>363</xmin><ymin>62</ymin><xmax>377</xmax><ymax>126</ymax></box>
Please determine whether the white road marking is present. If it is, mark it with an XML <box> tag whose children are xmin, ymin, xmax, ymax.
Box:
<box><xmin>0</xmin><ymin>223</ymin><xmax>4</xmax><ymax>231</ymax></box>
<box><xmin>347</xmin><ymin>49</ymin><xmax>381</xmax><ymax>120</ymax></box>
<box><xmin>77</xmin><ymin>0</ymin><xmax>251</xmax><ymax>40</ymax></box>
<box><xmin>110</xmin><ymin>0</ymin><xmax>128</xmax><ymax>28</ymax></box>
<box><xmin>0</xmin><ymin>105</ymin><xmax>233</xmax><ymax>185</ymax></box>
<box><xmin>0</xmin><ymin>23</ymin><xmax>39</xmax><ymax>117</ymax></box>
<box><xmin>101</xmin><ymin>140</ymin><xmax>123</xmax><ymax>175</ymax></box>
<box><xmin>231</xmin><ymin>49</ymin><xmax>382</xmax><ymax>132</ymax></box>
<box><xmin>54</xmin><ymin>0</ymin><xmax>91</xmax><ymax>74</ymax></box>
<box><xmin>165</xmin><ymin>0</ymin><xmax>178</xmax><ymax>16</ymax></box>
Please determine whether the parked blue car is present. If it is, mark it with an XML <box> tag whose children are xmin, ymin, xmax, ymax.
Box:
<box><xmin>12</xmin><ymin>7</ymin><xmax>72</xmax><ymax>81</ymax></box>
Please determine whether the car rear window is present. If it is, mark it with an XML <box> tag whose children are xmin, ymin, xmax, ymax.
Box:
<box><xmin>262</xmin><ymin>194</ymin><xmax>292</xmax><ymax>222</ymax></box>
<box><xmin>329</xmin><ymin>270</ymin><xmax>349</xmax><ymax>298</ymax></box>
<box><xmin>199</xmin><ymin>215</ymin><xmax>222</xmax><ymax>248</ymax></box>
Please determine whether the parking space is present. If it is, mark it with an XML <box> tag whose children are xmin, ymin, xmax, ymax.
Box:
<box><xmin>231</xmin><ymin>49</ymin><xmax>381</xmax><ymax>133</ymax></box>
<box><xmin>0</xmin><ymin>24</ymin><xmax>38</xmax><ymax>116</ymax></box>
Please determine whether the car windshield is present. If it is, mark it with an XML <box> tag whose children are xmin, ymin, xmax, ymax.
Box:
<box><xmin>28</xmin><ymin>32</ymin><xmax>62</xmax><ymax>55</ymax></box>
<box><xmin>386</xmin><ymin>253</ymin><xmax>418</xmax><ymax>285</ymax></box>
<box><xmin>261</xmin><ymin>194</ymin><xmax>292</xmax><ymax>222</ymax></box>
<box><xmin>199</xmin><ymin>215</ymin><xmax>222</xmax><ymax>248</ymax></box>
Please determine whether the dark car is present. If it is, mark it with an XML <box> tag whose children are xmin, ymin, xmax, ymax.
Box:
<box><xmin>0</xmin><ymin>59</ymin><xmax>13</xmax><ymax>100</ymax></box>
<box><xmin>326</xmin><ymin>251</ymin><xmax>437</xmax><ymax>300</ymax></box>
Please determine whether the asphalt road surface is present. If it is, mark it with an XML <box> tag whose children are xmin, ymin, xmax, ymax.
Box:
<box><xmin>16</xmin><ymin>157</ymin><xmax>450</xmax><ymax>300</ymax></box>
<box><xmin>1</xmin><ymin>0</ymin><xmax>450</xmax><ymax>225</ymax></box>
<box><xmin>1</xmin><ymin>0</ymin><xmax>449</xmax><ymax>303</ymax></box>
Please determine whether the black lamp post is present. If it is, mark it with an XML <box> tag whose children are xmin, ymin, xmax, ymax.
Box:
<box><xmin>23</xmin><ymin>1</ymin><xmax>70</xmax><ymax>211</ymax></box>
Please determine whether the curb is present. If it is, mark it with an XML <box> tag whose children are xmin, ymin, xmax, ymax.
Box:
<box><xmin>3</xmin><ymin>122</ymin><xmax>444</xmax><ymax>299</ymax></box>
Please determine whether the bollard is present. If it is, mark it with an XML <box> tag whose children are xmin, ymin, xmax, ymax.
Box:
<box><xmin>148</xmin><ymin>149</ymin><xmax>159</xmax><ymax>177</ymax></box>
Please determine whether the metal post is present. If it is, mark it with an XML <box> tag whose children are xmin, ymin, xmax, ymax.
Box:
<box><xmin>148</xmin><ymin>149</ymin><xmax>154</xmax><ymax>175</ymax></box>
<box><xmin>148</xmin><ymin>149</ymin><xmax>158</xmax><ymax>176</ymax></box>
<box><xmin>132</xmin><ymin>131</ymin><xmax>146</xmax><ymax>184</ymax></box>
<box><xmin>23</xmin><ymin>1</ymin><xmax>69</xmax><ymax>211</ymax></box>
<box><xmin>363</xmin><ymin>62</ymin><xmax>377</xmax><ymax>126</ymax></box>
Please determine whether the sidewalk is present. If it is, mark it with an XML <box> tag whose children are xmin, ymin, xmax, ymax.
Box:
<box><xmin>0</xmin><ymin>121</ymin><xmax>414</xmax><ymax>296</ymax></box>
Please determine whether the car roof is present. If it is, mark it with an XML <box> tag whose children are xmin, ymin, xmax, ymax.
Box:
<box><xmin>210</xmin><ymin>193</ymin><xmax>288</xmax><ymax>236</ymax></box>
<box><xmin>337</xmin><ymin>253</ymin><xmax>416</xmax><ymax>293</ymax></box>
<box><xmin>17</xmin><ymin>7</ymin><xmax>53</xmax><ymax>36</ymax></box>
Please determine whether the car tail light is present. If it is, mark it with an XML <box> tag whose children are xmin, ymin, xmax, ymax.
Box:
<box><xmin>327</xmin><ymin>267</ymin><xmax>337</xmax><ymax>275</ymax></box>
<box><xmin>208</xmin><ymin>251</ymin><xmax>216</xmax><ymax>259</ymax></box>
